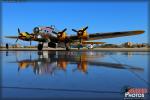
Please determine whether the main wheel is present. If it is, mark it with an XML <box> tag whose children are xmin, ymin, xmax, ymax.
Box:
<box><xmin>66</xmin><ymin>47</ymin><xmax>69</xmax><ymax>51</ymax></box>
<box><xmin>38</xmin><ymin>44</ymin><xmax>43</xmax><ymax>51</ymax></box>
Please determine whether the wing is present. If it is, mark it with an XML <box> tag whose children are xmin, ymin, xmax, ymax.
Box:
<box><xmin>5</xmin><ymin>36</ymin><xmax>18</xmax><ymax>39</ymax></box>
<box><xmin>68</xmin><ymin>30</ymin><xmax>144</xmax><ymax>41</ymax></box>
<box><xmin>88</xmin><ymin>30</ymin><xmax>144</xmax><ymax>40</ymax></box>
<box><xmin>87</xmin><ymin>61</ymin><xmax>144</xmax><ymax>72</ymax></box>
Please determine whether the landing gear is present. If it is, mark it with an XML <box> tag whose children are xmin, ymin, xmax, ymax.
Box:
<box><xmin>66</xmin><ymin>47</ymin><xmax>69</xmax><ymax>51</ymax></box>
<box><xmin>78</xmin><ymin>38</ymin><xmax>82</xmax><ymax>50</ymax></box>
<box><xmin>77</xmin><ymin>43</ymin><xmax>82</xmax><ymax>50</ymax></box>
<box><xmin>65</xmin><ymin>42</ymin><xmax>70</xmax><ymax>51</ymax></box>
<box><xmin>38</xmin><ymin>43</ymin><xmax>43</xmax><ymax>51</ymax></box>
<box><xmin>64</xmin><ymin>38</ymin><xmax>70</xmax><ymax>51</ymax></box>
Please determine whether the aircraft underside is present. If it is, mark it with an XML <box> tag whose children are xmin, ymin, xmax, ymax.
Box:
<box><xmin>37</xmin><ymin>42</ymin><xmax>69</xmax><ymax>51</ymax></box>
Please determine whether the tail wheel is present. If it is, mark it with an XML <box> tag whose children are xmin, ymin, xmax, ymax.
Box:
<box><xmin>38</xmin><ymin>43</ymin><xmax>43</xmax><ymax>51</ymax></box>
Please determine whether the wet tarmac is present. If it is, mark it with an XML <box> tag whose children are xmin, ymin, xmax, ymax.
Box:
<box><xmin>1</xmin><ymin>51</ymin><xmax>150</xmax><ymax>99</ymax></box>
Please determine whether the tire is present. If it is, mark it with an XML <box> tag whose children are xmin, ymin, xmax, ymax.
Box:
<box><xmin>66</xmin><ymin>47</ymin><xmax>69</xmax><ymax>51</ymax></box>
<box><xmin>38</xmin><ymin>44</ymin><xmax>43</xmax><ymax>51</ymax></box>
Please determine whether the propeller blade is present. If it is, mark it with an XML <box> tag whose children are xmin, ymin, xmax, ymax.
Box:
<box><xmin>62</xmin><ymin>28</ymin><xmax>67</xmax><ymax>33</ymax></box>
<box><xmin>83</xmin><ymin>26</ymin><xmax>88</xmax><ymax>31</ymax></box>
<box><xmin>18</xmin><ymin>28</ymin><xmax>21</xmax><ymax>34</ymax></box>
<box><xmin>72</xmin><ymin>29</ymin><xmax>78</xmax><ymax>32</ymax></box>
<box><xmin>52</xmin><ymin>31</ymin><xmax>58</xmax><ymax>34</ymax></box>
<box><xmin>16</xmin><ymin>37</ymin><xmax>19</xmax><ymax>42</ymax></box>
<box><xmin>16</xmin><ymin>28</ymin><xmax>21</xmax><ymax>43</ymax></box>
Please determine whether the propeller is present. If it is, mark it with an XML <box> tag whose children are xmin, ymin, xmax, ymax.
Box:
<box><xmin>72</xmin><ymin>26</ymin><xmax>88</xmax><ymax>43</ymax></box>
<box><xmin>16</xmin><ymin>28</ymin><xmax>21</xmax><ymax>42</ymax></box>
<box><xmin>72</xmin><ymin>29</ymin><xmax>78</xmax><ymax>32</ymax></box>
<box><xmin>72</xmin><ymin>26</ymin><xmax>88</xmax><ymax>33</ymax></box>
<box><xmin>18</xmin><ymin>28</ymin><xmax>21</xmax><ymax>34</ymax></box>
<box><xmin>83</xmin><ymin>26</ymin><xmax>88</xmax><ymax>31</ymax></box>
<box><xmin>62</xmin><ymin>28</ymin><xmax>67</xmax><ymax>33</ymax></box>
<box><xmin>52</xmin><ymin>31</ymin><xmax>57</xmax><ymax>34</ymax></box>
<box><xmin>52</xmin><ymin>28</ymin><xmax>67</xmax><ymax>38</ymax></box>
<box><xmin>52</xmin><ymin>28</ymin><xmax>69</xmax><ymax>50</ymax></box>
<box><xmin>16</xmin><ymin>28</ymin><xmax>32</xmax><ymax>46</ymax></box>
<box><xmin>57</xmin><ymin>28</ymin><xmax>67</xmax><ymax>38</ymax></box>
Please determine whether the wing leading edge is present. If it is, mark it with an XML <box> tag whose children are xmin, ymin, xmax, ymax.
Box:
<box><xmin>5</xmin><ymin>30</ymin><xmax>144</xmax><ymax>42</ymax></box>
<box><xmin>88</xmin><ymin>30</ymin><xmax>144</xmax><ymax>40</ymax></box>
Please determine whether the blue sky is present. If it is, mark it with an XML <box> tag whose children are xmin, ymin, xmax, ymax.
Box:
<box><xmin>1</xmin><ymin>1</ymin><xmax>148</xmax><ymax>45</ymax></box>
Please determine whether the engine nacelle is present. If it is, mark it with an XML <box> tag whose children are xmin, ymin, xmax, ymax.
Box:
<box><xmin>58</xmin><ymin>32</ymin><xmax>67</xmax><ymax>42</ymax></box>
<box><xmin>72</xmin><ymin>26</ymin><xmax>89</xmax><ymax>40</ymax></box>
<box><xmin>77</xmin><ymin>30</ymin><xmax>88</xmax><ymax>40</ymax></box>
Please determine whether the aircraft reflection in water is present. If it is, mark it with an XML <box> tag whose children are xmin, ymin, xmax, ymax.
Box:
<box><xmin>8</xmin><ymin>51</ymin><xmax>144</xmax><ymax>75</ymax></box>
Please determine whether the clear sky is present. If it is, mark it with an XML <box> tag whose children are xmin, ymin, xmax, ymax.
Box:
<box><xmin>1</xmin><ymin>1</ymin><xmax>148</xmax><ymax>46</ymax></box>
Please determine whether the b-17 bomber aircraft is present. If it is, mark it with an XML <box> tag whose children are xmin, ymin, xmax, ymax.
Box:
<box><xmin>5</xmin><ymin>25</ymin><xmax>145</xmax><ymax>50</ymax></box>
